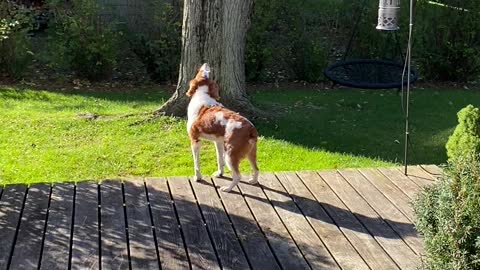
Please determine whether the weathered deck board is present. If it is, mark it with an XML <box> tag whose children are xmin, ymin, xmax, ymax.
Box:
<box><xmin>10</xmin><ymin>184</ymin><xmax>51</xmax><ymax>269</ymax></box>
<box><xmin>259</xmin><ymin>173</ymin><xmax>340</xmax><ymax>269</ymax></box>
<box><xmin>378</xmin><ymin>168</ymin><xmax>421</xmax><ymax>199</ymax></box>
<box><xmin>168</xmin><ymin>177</ymin><xmax>220</xmax><ymax>270</ymax></box>
<box><xmin>238</xmin><ymin>176</ymin><xmax>311</xmax><ymax>270</ymax></box>
<box><xmin>297</xmin><ymin>171</ymin><xmax>399</xmax><ymax>270</ymax></box>
<box><xmin>40</xmin><ymin>183</ymin><xmax>75</xmax><ymax>270</ymax></box>
<box><xmin>146</xmin><ymin>177</ymin><xmax>190</xmax><ymax>270</ymax></box>
<box><xmin>420</xmin><ymin>165</ymin><xmax>443</xmax><ymax>178</ymax></box>
<box><xmin>359</xmin><ymin>169</ymin><xmax>415</xmax><ymax>222</ymax></box>
<box><xmin>211</xmin><ymin>176</ymin><xmax>281</xmax><ymax>270</ymax></box>
<box><xmin>276</xmin><ymin>172</ymin><xmax>369</xmax><ymax>270</ymax></box>
<box><xmin>190</xmin><ymin>178</ymin><xmax>250</xmax><ymax>270</ymax></box>
<box><xmin>100</xmin><ymin>180</ymin><xmax>129</xmax><ymax>270</ymax></box>
<box><xmin>71</xmin><ymin>181</ymin><xmax>100</xmax><ymax>270</ymax></box>
<box><xmin>123</xmin><ymin>178</ymin><xmax>159</xmax><ymax>269</ymax></box>
<box><xmin>339</xmin><ymin>169</ymin><xmax>424</xmax><ymax>256</ymax></box>
<box><xmin>320</xmin><ymin>170</ymin><xmax>419</xmax><ymax>270</ymax></box>
<box><xmin>0</xmin><ymin>185</ymin><xmax>27</xmax><ymax>270</ymax></box>
<box><xmin>401</xmin><ymin>166</ymin><xmax>437</xmax><ymax>186</ymax></box>
<box><xmin>0</xmin><ymin>166</ymin><xmax>440</xmax><ymax>270</ymax></box>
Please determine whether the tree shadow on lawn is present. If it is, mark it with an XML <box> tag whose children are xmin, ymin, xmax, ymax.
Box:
<box><xmin>252</xmin><ymin>88</ymin><xmax>480</xmax><ymax>165</ymax></box>
<box><xmin>3</xmin><ymin>85</ymin><xmax>479</xmax><ymax>165</ymax></box>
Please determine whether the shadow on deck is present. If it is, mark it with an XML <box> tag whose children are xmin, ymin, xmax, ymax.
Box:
<box><xmin>0</xmin><ymin>165</ymin><xmax>442</xmax><ymax>270</ymax></box>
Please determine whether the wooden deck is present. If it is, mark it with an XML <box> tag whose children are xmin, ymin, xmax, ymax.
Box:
<box><xmin>0</xmin><ymin>165</ymin><xmax>442</xmax><ymax>270</ymax></box>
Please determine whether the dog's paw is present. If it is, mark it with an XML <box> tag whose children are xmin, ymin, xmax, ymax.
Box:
<box><xmin>248</xmin><ymin>178</ymin><xmax>259</xmax><ymax>185</ymax></box>
<box><xmin>212</xmin><ymin>170</ymin><xmax>223</xmax><ymax>178</ymax></box>
<box><xmin>193</xmin><ymin>175</ymin><xmax>202</xmax><ymax>182</ymax></box>
<box><xmin>220</xmin><ymin>186</ymin><xmax>233</xmax><ymax>193</ymax></box>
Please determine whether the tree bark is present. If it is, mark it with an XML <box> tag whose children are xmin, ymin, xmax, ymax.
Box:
<box><xmin>154</xmin><ymin>0</ymin><xmax>257</xmax><ymax>118</ymax></box>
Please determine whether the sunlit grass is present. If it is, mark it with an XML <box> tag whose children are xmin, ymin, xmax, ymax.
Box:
<box><xmin>2</xmin><ymin>85</ymin><xmax>477</xmax><ymax>185</ymax></box>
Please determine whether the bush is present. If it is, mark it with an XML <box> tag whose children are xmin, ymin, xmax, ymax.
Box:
<box><xmin>446</xmin><ymin>105</ymin><xmax>480</xmax><ymax>160</ymax></box>
<box><xmin>47</xmin><ymin>0</ymin><xmax>121</xmax><ymax>80</ymax></box>
<box><xmin>246</xmin><ymin>0</ymin><xmax>333</xmax><ymax>83</ymax></box>
<box><xmin>0</xmin><ymin>1</ymin><xmax>34</xmax><ymax>78</ymax></box>
<box><xmin>415</xmin><ymin>0</ymin><xmax>480</xmax><ymax>82</ymax></box>
<box><xmin>414</xmin><ymin>154</ymin><xmax>480</xmax><ymax>270</ymax></box>
<box><xmin>128</xmin><ymin>1</ymin><xmax>181</xmax><ymax>83</ymax></box>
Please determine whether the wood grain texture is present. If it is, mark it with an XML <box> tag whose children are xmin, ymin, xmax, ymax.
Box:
<box><xmin>146</xmin><ymin>177</ymin><xmax>190</xmax><ymax>270</ymax></box>
<box><xmin>259</xmin><ymin>173</ymin><xmax>340</xmax><ymax>269</ymax></box>
<box><xmin>168</xmin><ymin>177</ymin><xmax>220</xmax><ymax>270</ymax></box>
<box><xmin>123</xmin><ymin>178</ymin><xmax>159</xmax><ymax>269</ymax></box>
<box><xmin>0</xmin><ymin>185</ymin><xmax>27</xmax><ymax>270</ymax></box>
<box><xmin>40</xmin><ymin>183</ymin><xmax>75</xmax><ymax>270</ymax></box>
<box><xmin>190</xmin><ymin>178</ymin><xmax>250</xmax><ymax>270</ymax></box>
<box><xmin>320</xmin><ymin>170</ymin><xmax>419</xmax><ymax>270</ymax></box>
<box><xmin>339</xmin><ymin>169</ymin><xmax>424</xmax><ymax>256</ymax></box>
<box><xmin>276</xmin><ymin>172</ymin><xmax>369</xmax><ymax>270</ymax></box>
<box><xmin>238</xmin><ymin>177</ymin><xmax>311</xmax><ymax>270</ymax></box>
<box><xmin>359</xmin><ymin>168</ymin><xmax>415</xmax><ymax>221</ymax></box>
<box><xmin>100</xmin><ymin>180</ymin><xmax>129</xmax><ymax>270</ymax></box>
<box><xmin>71</xmin><ymin>181</ymin><xmax>100</xmax><ymax>270</ymax></box>
<box><xmin>420</xmin><ymin>165</ymin><xmax>443</xmax><ymax>178</ymax></box>
<box><xmin>10</xmin><ymin>184</ymin><xmax>51</xmax><ymax>269</ymax></box>
<box><xmin>211</xmin><ymin>177</ymin><xmax>281</xmax><ymax>270</ymax></box>
<box><xmin>297</xmin><ymin>171</ymin><xmax>399</xmax><ymax>270</ymax></box>
<box><xmin>401</xmin><ymin>166</ymin><xmax>437</xmax><ymax>186</ymax></box>
<box><xmin>378</xmin><ymin>168</ymin><xmax>421</xmax><ymax>199</ymax></box>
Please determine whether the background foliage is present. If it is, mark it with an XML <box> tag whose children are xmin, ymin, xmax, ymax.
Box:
<box><xmin>2</xmin><ymin>0</ymin><xmax>480</xmax><ymax>83</ymax></box>
<box><xmin>414</xmin><ymin>154</ymin><xmax>480</xmax><ymax>269</ymax></box>
<box><xmin>0</xmin><ymin>1</ymin><xmax>34</xmax><ymax>78</ymax></box>
<box><xmin>46</xmin><ymin>0</ymin><xmax>122</xmax><ymax>80</ymax></box>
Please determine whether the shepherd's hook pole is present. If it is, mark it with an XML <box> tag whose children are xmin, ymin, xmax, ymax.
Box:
<box><xmin>404</xmin><ymin>0</ymin><xmax>414</xmax><ymax>175</ymax></box>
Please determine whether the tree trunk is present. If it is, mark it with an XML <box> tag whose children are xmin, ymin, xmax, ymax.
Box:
<box><xmin>154</xmin><ymin>0</ymin><xmax>256</xmax><ymax>118</ymax></box>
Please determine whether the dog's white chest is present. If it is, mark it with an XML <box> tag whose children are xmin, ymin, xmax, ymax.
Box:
<box><xmin>187</xmin><ymin>86</ymin><xmax>220</xmax><ymax>132</ymax></box>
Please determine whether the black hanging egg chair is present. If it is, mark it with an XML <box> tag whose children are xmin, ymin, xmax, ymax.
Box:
<box><xmin>324</xmin><ymin>0</ymin><xmax>418</xmax><ymax>89</ymax></box>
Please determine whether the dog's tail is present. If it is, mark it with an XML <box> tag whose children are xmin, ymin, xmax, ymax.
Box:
<box><xmin>248</xmin><ymin>127</ymin><xmax>258</xmax><ymax>145</ymax></box>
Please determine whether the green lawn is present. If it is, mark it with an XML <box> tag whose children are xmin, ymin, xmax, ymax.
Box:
<box><xmin>1</xmin><ymin>85</ymin><xmax>478</xmax><ymax>185</ymax></box>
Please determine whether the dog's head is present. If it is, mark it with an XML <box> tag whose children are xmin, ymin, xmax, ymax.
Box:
<box><xmin>186</xmin><ymin>63</ymin><xmax>220</xmax><ymax>100</ymax></box>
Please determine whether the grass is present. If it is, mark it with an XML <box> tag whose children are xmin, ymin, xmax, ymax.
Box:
<box><xmin>1</xmin><ymin>85</ymin><xmax>479</xmax><ymax>185</ymax></box>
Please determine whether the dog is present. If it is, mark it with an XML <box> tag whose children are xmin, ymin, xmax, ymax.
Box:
<box><xmin>186</xmin><ymin>63</ymin><xmax>259</xmax><ymax>192</ymax></box>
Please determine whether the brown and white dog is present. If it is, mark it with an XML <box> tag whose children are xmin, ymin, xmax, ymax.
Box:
<box><xmin>187</xmin><ymin>63</ymin><xmax>259</xmax><ymax>192</ymax></box>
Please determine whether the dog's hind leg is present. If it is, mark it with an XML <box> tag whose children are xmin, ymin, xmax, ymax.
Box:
<box><xmin>212</xmin><ymin>140</ymin><xmax>225</xmax><ymax>177</ymax></box>
<box><xmin>247</xmin><ymin>143</ymin><xmax>259</xmax><ymax>184</ymax></box>
<box><xmin>191</xmin><ymin>141</ymin><xmax>202</xmax><ymax>181</ymax></box>
<box><xmin>220</xmin><ymin>155</ymin><xmax>240</xmax><ymax>193</ymax></box>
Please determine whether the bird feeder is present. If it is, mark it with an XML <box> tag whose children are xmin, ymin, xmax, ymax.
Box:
<box><xmin>376</xmin><ymin>0</ymin><xmax>400</xmax><ymax>31</ymax></box>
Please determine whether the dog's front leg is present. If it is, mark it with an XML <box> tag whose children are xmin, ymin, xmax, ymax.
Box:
<box><xmin>212</xmin><ymin>141</ymin><xmax>224</xmax><ymax>177</ymax></box>
<box><xmin>191</xmin><ymin>141</ymin><xmax>202</xmax><ymax>181</ymax></box>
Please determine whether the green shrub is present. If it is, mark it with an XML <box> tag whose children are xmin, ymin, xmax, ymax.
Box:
<box><xmin>47</xmin><ymin>0</ymin><xmax>121</xmax><ymax>80</ymax></box>
<box><xmin>0</xmin><ymin>1</ymin><xmax>33</xmax><ymax>78</ymax></box>
<box><xmin>246</xmin><ymin>0</ymin><xmax>333</xmax><ymax>83</ymax></box>
<box><xmin>415</xmin><ymin>0</ymin><xmax>480</xmax><ymax>82</ymax></box>
<box><xmin>128</xmin><ymin>1</ymin><xmax>181</xmax><ymax>83</ymax></box>
<box><xmin>414</xmin><ymin>154</ymin><xmax>480</xmax><ymax>270</ymax></box>
<box><xmin>446</xmin><ymin>105</ymin><xmax>480</xmax><ymax>160</ymax></box>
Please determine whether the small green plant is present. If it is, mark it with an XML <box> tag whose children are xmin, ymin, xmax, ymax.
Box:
<box><xmin>414</xmin><ymin>154</ymin><xmax>480</xmax><ymax>270</ymax></box>
<box><xmin>47</xmin><ymin>0</ymin><xmax>120</xmax><ymax>80</ymax></box>
<box><xmin>446</xmin><ymin>105</ymin><xmax>480</xmax><ymax>160</ymax></box>
<box><xmin>0</xmin><ymin>1</ymin><xmax>33</xmax><ymax>78</ymax></box>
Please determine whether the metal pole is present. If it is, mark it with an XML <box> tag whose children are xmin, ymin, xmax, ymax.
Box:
<box><xmin>404</xmin><ymin>0</ymin><xmax>414</xmax><ymax>175</ymax></box>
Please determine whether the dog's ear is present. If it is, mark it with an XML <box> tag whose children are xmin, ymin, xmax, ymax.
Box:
<box><xmin>208</xmin><ymin>81</ymin><xmax>220</xmax><ymax>100</ymax></box>
<box><xmin>186</xmin><ymin>79</ymin><xmax>198</xmax><ymax>97</ymax></box>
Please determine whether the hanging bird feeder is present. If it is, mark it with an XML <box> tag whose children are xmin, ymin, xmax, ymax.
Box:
<box><xmin>376</xmin><ymin>0</ymin><xmax>401</xmax><ymax>31</ymax></box>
